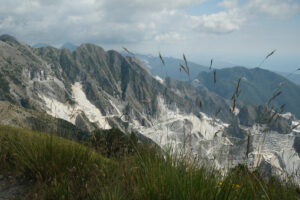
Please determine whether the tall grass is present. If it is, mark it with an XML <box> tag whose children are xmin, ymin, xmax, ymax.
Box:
<box><xmin>0</xmin><ymin>125</ymin><xmax>299</xmax><ymax>199</ymax></box>
<box><xmin>0</xmin><ymin>126</ymin><xmax>118</xmax><ymax>199</ymax></box>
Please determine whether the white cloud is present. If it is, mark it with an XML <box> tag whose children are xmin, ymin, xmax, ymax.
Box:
<box><xmin>189</xmin><ymin>9</ymin><xmax>244</xmax><ymax>34</ymax></box>
<box><xmin>0</xmin><ymin>0</ymin><xmax>299</xmax><ymax>46</ymax></box>
<box><xmin>245</xmin><ymin>0</ymin><xmax>300</xmax><ymax>18</ymax></box>
<box><xmin>100</xmin><ymin>0</ymin><xmax>203</xmax><ymax>11</ymax></box>
<box><xmin>154</xmin><ymin>32</ymin><xmax>185</xmax><ymax>41</ymax></box>
<box><xmin>218</xmin><ymin>0</ymin><xmax>239</xmax><ymax>9</ymax></box>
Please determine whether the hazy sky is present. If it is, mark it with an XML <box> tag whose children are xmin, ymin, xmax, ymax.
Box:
<box><xmin>0</xmin><ymin>0</ymin><xmax>299</xmax><ymax>72</ymax></box>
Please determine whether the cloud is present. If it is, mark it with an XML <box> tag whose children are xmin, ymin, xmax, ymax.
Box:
<box><xmin>245</xmin><ymin>0</ymin><xmax>300</xmax><ymax>18</ymax></box>
<box><xmin>218</xmin><ymin>0</ymin><xmax>300</xmax><ymax>18</ymax></box>
<box><xmin>100</xmin><ymin>0</ymin><xmax>203</xmax><ymax>12</ymax></box>
<box><xmin>0</xmin><ymin>0</ymin><xmax>299</xmax><ymax>46</ymax></box>
<box><xmin>218</xmin><ymin>0</ymin><xmax>239</xmax><ymax>9</ymax></box>
<box><xmin>154</xmin><ymin>32</ymin><xmax>185</xmax><ymax>41</ymax></box>
<box><xmin>189</xmin><ymin>9</ymin><xmax>244</xmax><ymax>34</ymax></box>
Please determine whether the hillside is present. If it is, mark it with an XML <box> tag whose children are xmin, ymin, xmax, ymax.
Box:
<box><xmin>0</xmin><ymin>125</ymin><xmax>299</xmax><ymax>199</ymax></box>
<box><xmin>196</xmin><ymin>67</ymin><xmax>300</xmax><ymax>118</ymax></box>
<box><xmin>0</xmin><ymin>101</ymin><xmax>88</xmax><ymax>140</ymax></box>
<box><xmin>279</xmin><ymin>71</ymin><xmax>300</xmax><ymax>85</ymax></box>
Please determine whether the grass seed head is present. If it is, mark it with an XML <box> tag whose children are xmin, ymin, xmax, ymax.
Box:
<box><xmin>210</xmin><ymin>59</ymin><xmax>213</xmax><ymax>70</ymax></box>
<box><xmin>159</xmin><ymin>52</ymin><xmax>165</xmax><ymax>65</ymax></box>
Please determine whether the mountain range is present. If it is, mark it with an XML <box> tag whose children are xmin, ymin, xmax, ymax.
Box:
<box><xmin>133</xmin><ymin>53</ymin><xmax>209</xmax><ymax>81</ymax></box>
<box><xmin>125</xmin><ymin>51</ymin><xmax>300</xmax><ymax>86</ymax></box>
<box><xmin>195</xmin><ymin>67</ymin><xmax>300</xmax><ymax>118</ymax></box>
<box><xmin>1</xmin><ymin>34</ymin><xmax>300</xmax><ymax>182</ymax></box>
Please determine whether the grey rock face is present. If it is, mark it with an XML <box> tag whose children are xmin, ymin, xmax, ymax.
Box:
<box><xmin>239</xmin><ymin>105</ymin><xmax>292</xmax><ymax>134</ymax></box>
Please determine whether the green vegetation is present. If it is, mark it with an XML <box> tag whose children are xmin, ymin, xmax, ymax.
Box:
<box><xmin>0</xmin><ymin>125</ymin><xmax>299</xmax><ymax>199</ymax></box>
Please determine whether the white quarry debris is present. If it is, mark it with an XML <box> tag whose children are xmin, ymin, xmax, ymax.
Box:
<box><xmin>72</xmin><ymin>82</ymin><xmax>111</xmax><ymax>129</ymax></box>
<box><xmin>39</xmin><ymin>94</ymin><xmax>74</xmax><ymax>123</ymax></box>
<box><xmin>233</xmin><ymin>107</ymin><xmax>239</xmax><ymax>116</ymax></box>
<box><xmin>108</xmin><ymin>99</ymin><xmax>122</xmax><ymax>116</ymax></box>
<box><xmin>281</xmin><ymin>112</ymin><xmax>293</xmax><ymax>120</ymax></box>
<box><xmin>131</xmin><ymin>96</ymin><xmax>230</xmax><ymax>153</ymax></box>
<box><xmin>248</xmin><ymin>130</ymin><xmax>300</xmax><ymax>183</ymax></box>
<box><xmin>154</xmin><ymin>76</ymin><xmax>164</xmax><ymax>84</ymax></box>
<box><xmin>292</xmin><ymin>120</ymin><xmax>300</xmax><ymax>133</ymax></box>
<box><xmin>39</xmin><ymin>82</ymin><xmax>111</xmax><ymax>129</ymax></box>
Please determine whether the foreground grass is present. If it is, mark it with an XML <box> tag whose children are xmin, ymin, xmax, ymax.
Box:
<box><xmin>0</xmin><ymin>125</ymin><xmax>299</xmax><ymax>199</ymax></box>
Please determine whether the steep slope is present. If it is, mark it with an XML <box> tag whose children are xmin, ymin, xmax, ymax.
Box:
<box><xmin>0</xmin><ymin>101</ymin><xmax>88</xmax><ymax>140</ymax></box>
<box><xmin>196</xmin><ymin>67</ymin><xmax>300</xmax><ymax>118</ymax></box>
<box><xmin>164</xmin><ymin>77</ymin><xmax>232</xmax><ymax>122</ymax></box>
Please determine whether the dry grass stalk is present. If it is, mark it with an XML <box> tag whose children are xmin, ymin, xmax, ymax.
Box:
<box><xmin>235</xmin><ymin>78</ymin><xmax>241</xmax><ymax>96</ymax></box>
<box><xmin>279</xmin><ymin>104</ymin><xmax>285</xmax><ymax>114</ymax></box>
<box><xmin>183</xmin><ymin>54</ymin><xmax>190</xmax><ymax>80</ymax></box>
<box><xmin>246</xmin><ymin>134</ymin><xmax>251</xmax><ymax>159</ymax></box>
<box><xmin>292</xmin><ymin>123</ymin><xmax>300</xmax><ymax>130</ymax></box>
<box><xmin>209</xmin><ymin>59</ymin><xmax>213</xmax><ymax>70</ymax></box>
<box><xmin>287</xmin><ymin>68</ymin><xmax>300</xmax><ymax>77</ymax></box>
<box><xmin>213</xmin><ymin>70</ymin><xmax>216</xmax><ymax>84</ymax></box>
<box><xmin>273</xmin><ymin>104</ymin><xmax>285</xmax><ymax>122</ymax></box>
<box><xmin>266</xmin><ymin>50</ymin><xmax>276</xmax><ymax>59</ymax></box>
<box><xmin>179</xmin><ymin>64</ymin><xmax>187</xmax><ymax>74</ymax></box>
<box><xmin>231</xmin><ymin>97</ymin><xmax>236</xmax><ymax>113</ymax></box>
<box><xmin>267</xmin><ymin>110</ymin><xmax>278</xmax><ymax>124</ymax></box>
<box><xmin>142</xmin><ymin>99</ymin><xmax>151</xmax><ymax>104</ymax></box>
<box><xmin>159</xmin><ymin>52</ymin><xmax>165</xmax><ymax>65</ymax></box>
<box><xmin>256</xmin><ymin>49</ymin><xmax>276</xmax><ymax>68</ymax></box>
<box><xmin>214</xmin><ymin>129</ymin><xmax>222</xmax><ymax>137</ymax></box>
<box><xmin>274</xmin><ymin>115</ymin><xmax>280</xmax><ymax>122</ymax></box>
<box><xmin>215</xmin><ymin>107</ymin><xmax>221</xmax><ymax>117</ymax></box>
<box><xmin>195</xmin><ymin>96</ymin><xmax>199</xmax><ymax>106</ymax></box>
<box><xmin>229</xmin><ymin>78</ymin><xmax>242</xmax><ymax>114</ymax></box>
<box><xmin>183</xmin><ymin>54</ymin><xmax>188</xmax><ymax>71</ymax></box>
<box><xmin>279</xmin><ymin>82</ymin><xmax>285</xmax><ymax>87</ymax></box>
<box><xmin>259</xmin><ymin>104</ymin><xmax>283</xmax><ymax>124</ymax></box>
<box><xmin>177</xmin><ymin>54</ymin><xmax>191</xmax><ymax>80</ymax></box>
<box><xmin>267</xmin><ymin>91</ymin><xmax>282</xmax><ymax>105</ymax></box>
<box><xmin>194</xmin><ymin>96</ymin><xmax>203</xmax><ymax>108</ymax></box>
<box><xmin>122</xmin><ymin>46</ymin><xmax>135</xmax><ymax>56</ymax></box>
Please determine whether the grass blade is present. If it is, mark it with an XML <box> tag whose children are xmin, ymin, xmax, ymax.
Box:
<box><xmin>122</xmin><ymin>46</ymin><xmax>135</xmax><ymax>56</ymax></box>
<box><xmin>159</xmin><ymin>52</ymin><xmax>165</xmax><ymax>65</ymax></box>
<box><xmin>213</xmin><ymin>70</ymin><xmax>217</xmax><ymax>84</ymax></box>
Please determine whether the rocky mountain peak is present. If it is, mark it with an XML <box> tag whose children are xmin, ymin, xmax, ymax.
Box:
<box><xmin>0</xmin><ymin>34</ymin><xmax>19</xmax><ymax>45</ymax></box>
